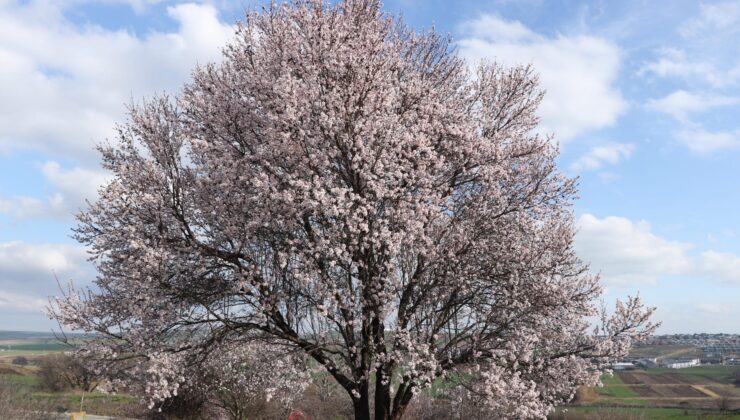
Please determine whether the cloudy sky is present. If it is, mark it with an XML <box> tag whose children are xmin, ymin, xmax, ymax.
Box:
<box><xmin>1</xmin><ymin>0</ymin><xmax>738</xmax><ymax>333</ymax></box>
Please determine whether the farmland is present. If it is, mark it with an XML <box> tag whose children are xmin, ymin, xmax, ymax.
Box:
<box><xmin>552</xmin><ymin>336</ymin><xmax>740</xmax><ymax>419</ymax></box>
<box><xmin>0</xmin><ymin>331</ymin><xmax>143</xmax><ymax>417</ymax></box>
<box><xmin>0</xmin><ymin>331</ymin><xmax>88</xmax><ymax>360</ymax></box>
<box><xmin>0</xmin><ymin>367</ymin><xmax>141</xmax><ymax>417</ymax></box>
<box><xmin>0</xmin><ymin>362</ymin><xmax>140</xmax><ymax>417</ymax></box>
<box><xmin>556</xmin><ymin>366</ymin><xmax>740</xmax><ymax>419</ymax></box>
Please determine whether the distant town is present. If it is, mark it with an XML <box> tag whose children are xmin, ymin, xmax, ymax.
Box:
<box><xmin>617</xmin><ymin>333</ymin><xmax>740</xmax><ymax>370</ymax></box>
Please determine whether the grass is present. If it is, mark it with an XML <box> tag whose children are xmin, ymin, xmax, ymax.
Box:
<box><xmin>596</xmin><ymin>374</ymin><xmax>640</xmax><ymax>398</ymax></box>
<box><xmin>1</xmin><ymin>373</ymin><xmax>40</xmax><ymax>387</ymax></box>
<box><xmin>602</xmin><ymin>373</ymin><xmax>626</xmax><ymax>386</ymax></box>
<box><xmin>595</xmin><ymin>385</ymin><xmax>640</xmax><ymax>398</ymax></box>
<box><xmin>0</xmin><ymin>356</ymin><xmax>141</xmax><ymax>417</ymax></box>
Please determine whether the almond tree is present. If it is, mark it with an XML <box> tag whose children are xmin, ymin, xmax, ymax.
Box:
<box><xmin>51</xmin><ymin>1</ymin><xmax>656</xmax><ymax>419</ymax></box>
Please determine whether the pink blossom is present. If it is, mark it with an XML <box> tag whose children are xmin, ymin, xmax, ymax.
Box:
<box><xmin>49</xmin><ymin>1</ymin><xmax>656</xmax><ymax>419</ymax></box>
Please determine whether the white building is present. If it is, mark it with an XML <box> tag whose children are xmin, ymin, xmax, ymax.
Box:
<box><xmin>613</xmin><ymin>362</ymin><xmax>636</xmax><ymax>370</ymax></box>
<box><xmin>662</xmin><ymin>358</ymin><xmax>700</xmax><ymax>369</ymax></box>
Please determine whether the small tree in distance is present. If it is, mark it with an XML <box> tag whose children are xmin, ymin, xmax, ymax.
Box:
<box><xmin>11</xmin><ymin>356</ymin><xmax>29</xmax><ymax>366</ymax></box>
<box><xmin>51</xmin><ymin>1</ymin><xmax>657</xmax><ymax>419</ymax></box>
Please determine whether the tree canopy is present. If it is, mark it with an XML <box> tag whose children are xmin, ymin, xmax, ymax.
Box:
<box><xmin>51</xmin><ymin>1</ymin><xmax>656</xmax><ymax>418</ymax></box>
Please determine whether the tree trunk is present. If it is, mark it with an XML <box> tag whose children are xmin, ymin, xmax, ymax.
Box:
<box><xmin>389</xmin><ymin>382</ymin><xmax>414</xmax><ymax>420</ymax></box>
<box><xmin>353</xmin><ymin>381</ymin><xmax>371</xmax><ymax>420</ymax></box>
<box><xmin>374</xmin><ymin>367</ymin><xmax>392</xmax><ymax>420</ymax></box>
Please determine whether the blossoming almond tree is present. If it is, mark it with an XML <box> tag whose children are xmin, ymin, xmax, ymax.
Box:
<box><xmin>51</xmin><ymin>1</ymin><xmax>657</xmax><ymax>418</ymax></box>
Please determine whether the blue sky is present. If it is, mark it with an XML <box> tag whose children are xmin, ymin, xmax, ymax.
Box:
<box><xmin>1</xmin><ymin>0</ymin><xmax>739</xmax><ymax>333</ymax></box>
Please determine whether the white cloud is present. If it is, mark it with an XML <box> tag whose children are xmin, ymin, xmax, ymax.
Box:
<box><xmin>461</xmin><ymin>14</ymin><xmax>538</xmax><ymax>43</ymax></box>
<box><xmin>0</xmin><ymin>241</ymin><xmax>92</xmax><ymax>324</ymax></box>
<box><xmin>41</xmin><ymin>161</ymin><xmax>111</xmax><ymax>212</ymax></box>
<box><xmin>694</xmin><ymin>303</ymin><xmax>734</xmax><ymax>315</ymax></box>
<box><xmin>676</xmin><ymin>128</ymin><xmax>740</xmax><ymax>153</ymax></box>
<box><xmin>575</xmin><ymin>214</ymin><xmax>693</xmax><ymax>284</ymax></box>
<box><xmin>0</xmin><ymin>161</ymin><xmax>110</xmax><ymax>220</ymax></box>
<box><xmin>646</xmin><ymin>90</ymin><xmax>740</xmax><ymax>121</ymax></box>
<box><xmin>457</xmin><ymin>15</ymin><xmax>626</xmax><ymax>142</ymax></box>
<box><xmin>577</xmin><ymin>213</ymin><xmax>740</xmax><ymax>287</ymax></box>
<box><xmin>638</xmin><ymin>48</ymin><xmax>740</xmax><ymax>87</ymax></box>
<box><xmin>0</xmin><ymin>241</ymin><xmax>86</xmax><ymax>277</ymax></box>
<box><xmin>645</xmin><ymin>91</ymin><xmax>740</xmax><ymax>153</ymax></box>
<box><xmin>0</xmin><ymin>1</ymin><xmax>235</xmax><ymax>162</ymax></box>
<box><xmin>570</xmin><ymin>143</ymin><xmax>634</xmax><ymax>172</ymax></box>
<box><xmin>658</xmin><ymin>303</ymin><xmax>740</xmax><ymax>334</ymax></box>
<box><xmin>122</xmin><ymin>0</ymin><xmax>166</xmax><ymax>14</ymax></box>
<box><xmin>0</xmin><ymin>195</ymin><xmax>63</xmax><ymax>219</ymax></box>
<box><xmin>0</xmin><ymin>290</ymin><xmax>47</xmax><ymax>312</ymax></box>
<box><xmin>640</xmin><ymin>4</ymin><xmax>740</xmax><ymax>155</ymax></box>
<box><xmin>681</xmin><ymin>1</ymin><xmax>740</xmax><ymax>37</ymax></box>
<box><xmin>700</xmin><ymin>250</ymin><xmax>740</xmax><ymax>284</ymax></box>
<box><xmin>0</xmin><ymin>241</ymin><xmax>91</xmax><ymax>298</ymax></box>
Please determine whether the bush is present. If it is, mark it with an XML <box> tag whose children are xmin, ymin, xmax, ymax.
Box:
<box><xmin>11</xmin><ymin>356</ymin><xmax>29</xmax><ymax>366</ymax></box>
<box><xmin>37</xmin><ymin>353</ymin><xmax>99</xmax><ymax>392</ymax></box>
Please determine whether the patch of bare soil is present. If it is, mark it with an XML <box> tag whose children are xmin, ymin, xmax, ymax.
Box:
<box><xmin>573</xmin><ymin>386</ymin><xmax>600</xmax><ymax>404</ymax></box>
<box><xmin>649</xmin><ymin>385</ymin><xmax>707</xmax><ymax>398</ymax></box>
<box><xmin>617</xmin><ymin>372</ymin><xmax>641</xmax><ymax>384</ymax></box>
<box><xmin>631</xmin><ymin>385</ymin><xmax>661</xmax><ymax>397</ymax></box>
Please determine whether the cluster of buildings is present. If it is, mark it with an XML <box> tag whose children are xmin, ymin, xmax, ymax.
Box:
<box><xmin>620</xmin><ymin>334</ymin><xmax>740</xmax><ymax>368</ymax></box>
<box><xmin>641</xmin><ymin>333</ymin><xmax>740</xmax><ymax>347</ymax></box>
<box><xmin>702</xmin><ymin>343</ymin><xmax>740</xmax><ymax>364</ymax></box>
<box><xmin>614</xmin><ymin>357</ymin><xmax>702</xmax><ymax>370</ymax></box>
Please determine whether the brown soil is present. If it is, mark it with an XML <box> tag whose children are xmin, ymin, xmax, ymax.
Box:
<box><xmin>650</xmin><ymin>385</ymin><xmax>708</xmax><ymax>398</ymax></box>
<box><xmin>618</xmin><ymin>372</ymin><xmax>714</xmax><ymax>386</ymax></box>
<box><xmin>631</xmin><ymin>385</ymin><xmax>661</xmax><ymax>397</ymax></box>
<box><xmin>617</xmin><ymin>372</ymin><xmax>641</xmax><ymax>384</ymax></box>
<box><xmin>573</xmin><ymin>386</ymin><xmax>600</xmax><ymax>404</ymax></box>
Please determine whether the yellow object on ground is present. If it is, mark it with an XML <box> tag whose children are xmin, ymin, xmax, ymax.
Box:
<box><xmin>69</xmin><ymin>412</ymin><xmax>86</xmax><ymax>420</ymax></box>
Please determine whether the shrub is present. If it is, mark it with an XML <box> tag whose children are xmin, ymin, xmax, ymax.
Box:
<box><xmin>37</xmin><ymin>353</ymin><xmax>99</xmax><ymax>392</ymax></box>
<box><xmin>11</xmin><ymin>356</ymin><xmax>29</xmax><ymax>366</ymax></box>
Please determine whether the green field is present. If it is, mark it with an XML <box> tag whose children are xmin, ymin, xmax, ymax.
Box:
<box><xmin>0</xmin><ymin>343</ymin><xmax>69</xmax><ymax>351</ymax></box>
<box><xmin>596</xmin><ymin>373</ymin><xmax>640</xmax><ymax>398</ymax></box>
<box><xmin>0</xmin><ymin>333</ymin><xmax>80</xmax><ymax>361</ymax></box>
